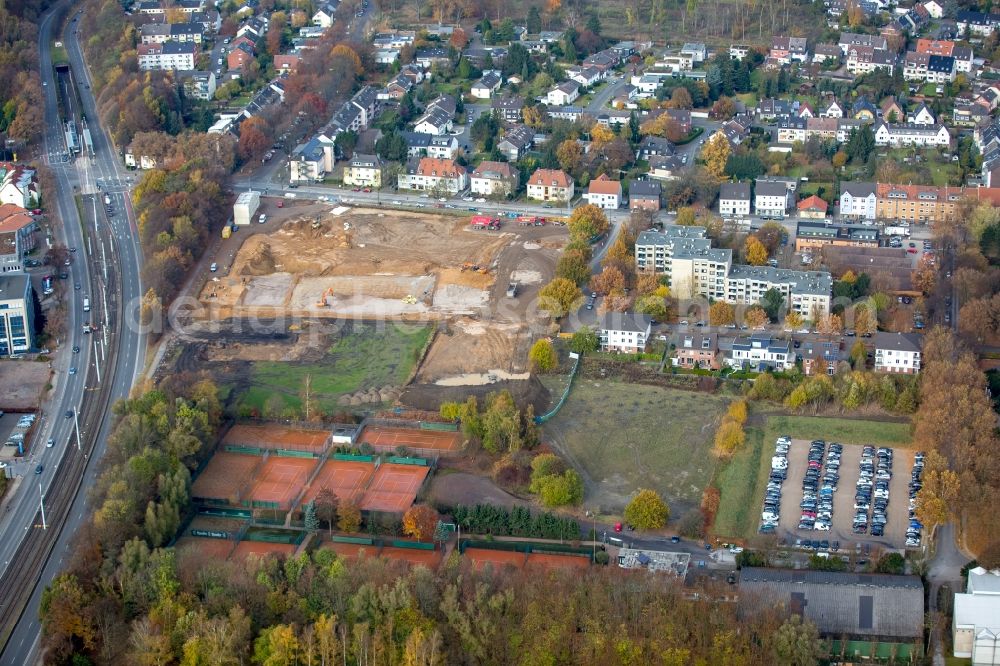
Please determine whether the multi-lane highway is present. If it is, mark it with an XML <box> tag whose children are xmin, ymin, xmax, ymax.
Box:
<box><xmin>0</xmin><ymin>3</ymin><xmax>145</xmax><ymax>663</ymax></box>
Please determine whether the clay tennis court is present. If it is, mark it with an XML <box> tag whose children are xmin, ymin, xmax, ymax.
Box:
<box><xmin>359</xmin><ymin>425</ymin><xmax>462</xmax><ymax>453</ymax></box>
<box><xmin>230</xmin><ymin>540</ymin><xmax>297</xmax><ymax>561</ymax></box>
<box><xmin>464</xmin><ymin>547</ymin><xmax>526</xmax><ymax>570</ymax></box>
<box><xmin>175</xmin><ymin>536</ymin><xmax>235</xmax><ymax>561</ymax></box>
<box><xmin>223</xmin><ymin>423</ymin><xmax>330</xmax><ymax>452</ymax></box>
<box><xmin>526</xmin><ymin>552</ymin><xmax>591</xmax><ymax>570</ymax></box>
<box><xmin>360</xmin><ymin>463</ymin><xmax>429</xmax><ymax>512</ymax></box>
<box><xmin>247</xmin><ymin>456</ymin><xmax>316</xmax><ymax>508</ymax></box>
<box><xmin>191</xmin><ymin>452</ymin><xmax>260</xmax><ymax>502</ymax></box>
<box><xmin>300</xmin><ymin>459</ymin><xmax>374</xmax><ymax>506</ymax></box>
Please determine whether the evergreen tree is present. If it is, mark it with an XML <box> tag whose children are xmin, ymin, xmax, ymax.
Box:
<box><xmin>304</xmin><ymin>500</ymin><xmax>320</xmax><ymax>533</ymax></box>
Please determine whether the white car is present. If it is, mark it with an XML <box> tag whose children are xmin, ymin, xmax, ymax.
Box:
<box><xmin>210</xmin><ymin>263</ymin><xmax>218</xmax><ymax>272</ymax></box>
<box><xmin>814</xmin><ymin>523</ymin><xmax>831</xmax><ymax>531</ymax></box>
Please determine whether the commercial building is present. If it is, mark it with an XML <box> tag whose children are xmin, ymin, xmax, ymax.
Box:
<box><xmin>0</xmin><ymin>273</ymin><xmax>34</xmax><ymax>355</ymax></box>
<box><xmin>616</xmin><ymin>548</ymin><xmax>690</xmax><ymax>576</ymax></box>
<box><xmin>739</xmin><ymin>568</ymin><xmax>924</xmax><ymax>661</ymax></box>
<box><xmin>873</xmin><ymin>332</ymin><xmax>922</xmax><ymax>374</ymax></box>
<box><xmin>954</xmin><ymin>567</ymin><xmax>1000</xmax><ymax>665</ymax></box>
<box><xmin>233</xmin><ymin>191</ymin><xmax>260</xmax><ymax>226</ymax></box>
<box><xmin>795</xmin><ymin>221</ymin><xmax>879</xmax><ymax>252</ymax></box>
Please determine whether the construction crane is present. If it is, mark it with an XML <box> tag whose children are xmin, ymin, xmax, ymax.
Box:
<box><xmin>315</xmin><ymin>286</ymin><xmax>335</xmax><ymax>307</ymax></box>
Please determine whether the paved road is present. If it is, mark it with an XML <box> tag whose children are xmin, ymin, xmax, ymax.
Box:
<box><xmin>0</xmin><ymin>5</ymin><xmax>145</xmax><ymax>664</ymax></box>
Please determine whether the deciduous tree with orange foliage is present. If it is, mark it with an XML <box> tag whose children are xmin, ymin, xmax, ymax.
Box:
<box><xmin>402</xmin><ymin>504</ymin><xmax>440</xmax><ymax>541</ymax></box>
<box><xmin>744</xmin><ymin>236</ymin><xmax>769</xmax><ymax>266</ymax></box>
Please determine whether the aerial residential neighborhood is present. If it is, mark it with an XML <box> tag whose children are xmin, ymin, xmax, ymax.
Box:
<box><xmin>1</xmin><ymin>0</ymin><xmax>1000</xmax><ymax>661</ymax></box>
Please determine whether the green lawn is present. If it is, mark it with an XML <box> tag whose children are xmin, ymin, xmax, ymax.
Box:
<box><xmin>542</xmin><ymin>381</ymin><xmax>731</xmax><ymax>509</ymax></box>
<box><xmin>945</xmin><ymin>658</ymin><xmax>972</xmax><ymax>666</ymax></box>
<box><xmin>712</xmin><ymin>414</ymin><xmax>912</xmax><ymax>540</ymax></box>
<box><xmin>231</xmin><ymin>324</ymin><xmax>433</xmax><ymax>416</ymax></box>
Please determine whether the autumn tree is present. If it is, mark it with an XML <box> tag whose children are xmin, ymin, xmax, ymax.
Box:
<box><xmin>744</xmin><ymin>236</ymin><xmax>769</xmax><ymax>265</ymax></box>
<box><xmin>337</xmin><ymin>501</ymin><xmax>362</xmax><ymax>533</ymax></box>
<box><xmin>784</xmin><ymin>310</ymin><xmax>804</xmax><ymax>331</ymax></box>
<box><xmin>701</xmin><ymin>133</ymin><xmax>731</xmax><ymax>179</ymax></box>
<box><xmin>556</xmin><ymin>248</ymin><xmax>592</xmax><ymax>285</ymax></box>
<box><xmin>817</xmin><ymin>313</ymin><xmax>843</xmax><ymax>336</ymax></box>
<box><xmin>853</xmin><ymin>304</ymin><xmax>877</xmax><ymax>337</ymax></box>
<box><xmin>669</xmin><ymin>87</ymin><xmax>693</xmax><ymax>109</ymax></box>
<box><xmin>913</xmin><ymin>256</ymin><xmax>937</xmax><ymax>295</ymax></box>
<box><xmin>675</xmin><ymin>206</ymin><xmax>697</xmax><ymax>226</ymax></box>
<box><xmin>402</xmin><ymin>505</ymin><xmax>440</xmax><ymax>541</ymax></box>
<box><xmin>539</xmin><ymin>278</ymin><xmax>583</xmax><ymax>317</ymax></box>
<box><xmin>623</xmin><ymin>489</ymin><xmax>670</xmax><ymax>530</ymax></box>
<box><xmin>570</xmin><ymin>327</ymin><xmax>599</xmax><ymax>353</ymax></box>
<box><xmin>528</xmin><ymin>338</ymin><xmax>558</xmax><ymax>373</ymax></box>
<box><xmin>567</xmin><ymin>204</ymin><xmax>609</xmax><ymax>242</ymax></box>
<box><xmin>771</xmin><ymin>615</ymin><xmax>824</xmax><ymax>666</ymax></box>
<box><xmin>314</xmin><ymin>487</ymin><xmax>339</xmax><ymax>535</ymax></box>
<box><xmin>709</xmin><ymin>301</ymin><xmax>735</xmax><ymax>326</ymax></box>
<box><xmin>238</xmin><ymin>116</ymin><xmax>271</xmax><ymax>161</ymax></box>
<box><xmin>590</xmin><ymin>265</ymin><xmax>626</xmax><ymax>295</ymax></box>
<box><xmin>755</xmin><ymin>222</ymin><xmax>786</xmax><ymax>254</ymax></box>
<box><xmin>556</xmin><ymin>139</ymin><xmax>583</xmax><ymax>173</ymax></box>
<box><xmin>744</xmin><ymin>306</ymin><xmax>769</xmax><ymax>329</ymax></box>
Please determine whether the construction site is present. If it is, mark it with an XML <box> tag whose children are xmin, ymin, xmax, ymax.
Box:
<box><xmin>184</xmin><ymin>202</ymin><xmax>567</xmax><ymax>398</ymax></box>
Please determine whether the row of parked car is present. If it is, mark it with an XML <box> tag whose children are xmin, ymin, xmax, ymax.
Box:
<box><xmin>798</xmin><ymin>441</ymin><xmax>842</xmax><ymax>532</ymax></box>
<box><xmin>906</xmin><ymin>453</ymin><xmax>926</xmax><ymax>548</ymax></box>
<box><xmin>853</xmin><ymin>446</ymin><xmax>894</xmax><ymax>537</ymax></box>
<box><xmin>759</xmin><ymin>436</ymin><xmax>791</xmax><ymax>533</ymax></box>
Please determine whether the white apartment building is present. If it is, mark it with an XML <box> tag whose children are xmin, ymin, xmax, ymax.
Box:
<box><xmin>726</xmin><ymin>334</ymin><xmax>794</xmax><ymax>371</ymax></box>
<box><xmin>668</xmin><ymin>247</ymin><xmax>732</xmax><ymax>301</ymax></box>
<box><xmin>839</xmin><ymin>182</ymin><xmax>877</xmax><ymax>220</ymax></box>
<box><xmin>584</xmin><ymin>174</ymin><xmax>621</xmax><ymax>209</ymax></box>
<box><xmin>470</xmin><ymin>161</ymin><xmax>518</xmax><ymax>197</ymax></box>
<box><xmin>719</xmin><ymin>182</ymin><xmax>751</xmax><ymax>217</ymax></box>
<box><xmin>873</xmin><ymin>332</ymin><xmax>922</xmax><ymax>374</ymax></box>
<box><xmin>137</xmin><ymin>42</ymin><xmax>196</xmax><ymax>71</ymax></box>
<box><xmin>598</xmin><ymin>312</ymin><xmax>652</xmax><ymax>353</ymax></box>
<box><xmin>873</xmin><ymin>121</ymin><xmax>951</xmax><ymax>148</ymax></box>
<box><xmin>725</xmin><ymin>265</ymin><xmax>833</xmax><ymax>318</ymax></box>
<box><xmin>342</xmin><ymin>154</ymin><xmax>383</xmax><ymax>188</ymax></box>
<box><xmin>754</xmin><ymin>181</ymin><xmax>791</xmax><ymax>218</ymax></box>
<box><xmin>634</xmin><ymin>226</ymin><xmax>709</xmax><ymax>273</ymax></box>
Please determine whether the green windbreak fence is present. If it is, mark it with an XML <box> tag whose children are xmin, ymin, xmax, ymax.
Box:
<box><xmin>828</xmin><ymin>640</ymin><xmax>917</xmax><ymax>661</ymax></box>
<box><xmin>391</xmin><ymin>540</ymin><xmax>435</xmax><ymax>550</ymax></box>
<box><xmin>244</xmin><ymin>528</ymin><xmax>305</xmax><ymax>545</ymax></box>
<box><xmin>536</xmin><ymin>353</ymin><xmax>582</xmax><ymax>423</ymax></box>
<box><xmin>387</xmin><ymin>456</ymin><xmax>429</xmax><ymax>466</ymax></box>
<box><xmin>333</xmin><ymin>453</ymin><xmax>375</xmax><ymax>462</ymax></box>
<box><xmin>199</xmin><ymin>507</ymin><xmax>252</xmax><ymax>519</ymax></box>
<box><xmin>419</xmin><ymin>421</ymin><xmax>459</xmax><ymax>432</ymax></box>
<box><xmin>276</xmin><ymin>449</ymin><xmax>317</xmax><ymax>458</ymax></box>
<box><xmin>225</xmin><ymin>445</ymin><xmax>265</xmax><ymax>455</ymax></box>
<box><xmin>330</xmin><ymin>535</ymin><xmax>375</xmax><ymax>545</ymax></box>
<box><xmin>458</xmin><ymin>539</ymin><xmax>594</xmax><ymax>560</ymax></box>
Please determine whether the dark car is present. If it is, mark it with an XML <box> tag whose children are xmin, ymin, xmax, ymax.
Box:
<box><xmin>65</xmin><ymin>409</ymin><xmax>73</xmax><ymax>419</ymax></box>
<box><xmin>72</xmin><ymin>345</ymin><xmax>80</xmax><ymax>353</ymax></box>
<box><xmin>35</xmin><ymin>464</ymin><xmax>43</xmax><ymax>474</ymax></box>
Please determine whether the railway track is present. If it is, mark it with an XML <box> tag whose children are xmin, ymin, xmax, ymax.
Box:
<box><xmin>0</xmin><ymin>194</ymin><xmax>123</xmax><ymax>653</ymax></box>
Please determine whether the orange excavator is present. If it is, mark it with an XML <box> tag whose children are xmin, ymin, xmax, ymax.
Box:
<box><xmin>315</xmin><ymin>286</ymin><xmax>335</xmax><ymax>307</ymax></box>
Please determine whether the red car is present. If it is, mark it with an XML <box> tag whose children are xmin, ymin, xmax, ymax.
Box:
<box><xmin>31</xmin><ymin>208</ymin><xmax>42</xmax><ymax>216</ymax></box>
<box><xmin>614</xmin><ymin>522</ymin><xmax>623</xmax><ymax>533</ymax></box>
<box><xmin>352</xmin><ymin>187</ymin><xmax>361</xmax><ymax>192</ymax></box>
<box><xmin>362</xmin><ymin>188</ymin><xmax>372</xmax><ymax>193</ymax></box>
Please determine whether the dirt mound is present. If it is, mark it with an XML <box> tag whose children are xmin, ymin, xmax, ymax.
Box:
<box><xmin>399</xmin><ymin>375</ymin><xmax>552</xmax><ymax>415</ymax></box>
<box><xmin>239</xmin><ymin>240</ymin><xmax>276</xmax><ymax>276</ymax></box>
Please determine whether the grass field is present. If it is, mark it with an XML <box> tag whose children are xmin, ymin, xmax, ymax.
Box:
<box><xmin>234</xmin><ymin>324</ymin><xmax>432</xmax><ymax>415</ymax></box>
<box><xmin>542</xmin><ymin>380</ymin><xmax>731</xmax><ymax>511</ymax></box>
<box><xmin>711</xmin><ymin>414</ymin><xmax>912</xmax><ymax>540</ymax></box>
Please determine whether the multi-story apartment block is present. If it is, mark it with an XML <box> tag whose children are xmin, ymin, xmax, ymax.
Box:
<box><xmin>873</xmin><ymin>332</ymin><xmax>922</xmax><ymax>374</ymax></box>
<box><xmin>719</xmin><ymin>182</ymin><xmax>752</xmax><ymax>217</ymax></box>
<box><xmin>634</xmin><ymin>225</ymin><xmax>709</xmax><ymax>272</ymax></box>
<box><xmin>342</xmin><ymin>154</ymin><xmax>384</xmax><ymax>188</ymax></box>
<box><xmin>873</xmin><ymin>121</ymin><xmax>950</xmax><ymax>147</ymax></box>
<box><xmin>137</xmin><ymin>42</ymin><xmax>197</xmax><ymax>71</ymax></box>
<box><xmin>725</xmin><ymin>265</ymin><xmax>833</xmax><ymax>318</ymax></box>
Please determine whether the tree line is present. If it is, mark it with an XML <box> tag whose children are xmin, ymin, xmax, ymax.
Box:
<box><xmin>0</xmin><ymin>0</ymin><xmax>48</xmax><ymax>148</ymax></box>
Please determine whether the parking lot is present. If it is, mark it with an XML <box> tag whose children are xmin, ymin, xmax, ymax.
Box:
<box><xmin>775</xmin><ymin>439</ymin><xmax>915</xmax><ymax>549</ymax></box>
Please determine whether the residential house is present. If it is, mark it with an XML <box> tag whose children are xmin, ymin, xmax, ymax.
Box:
<box><xmin>526</xmin><ymin>168</ymin><xmax>574</xmax><ymax>203</ymax></box>
<box><xmin>873</xmin><ymin>121</ymin><xmax>950</xmax><ymax>147</ymax></box>
<box><xmin>568</xmin><ymin>66</ymin><xmax>603</xmax><ymax>87</ymax></box>
<box><xmin>730</xmin><ymin>44</ymin><xmax>752</xmax><ymax>60</ymax></box>
<box><xmin>397</xmin><ymin>157</ymin><xmax>468</xmax><ymax>193</ymax></box>
<box><xmin>227</xmin><ymin>43</ymin><xmax>255</xmax><ymax>72</ymax></box>
<box><xmin>852</xmin><ymin>97</ymin><xmax>878</xmax><ymax>120</ymax></box>
<box><xmin>492</xmin><ymin>95</ymin><xmax>525</xmax><ymax>123</ymax></box>
<box><xmin>800</xmin><ymin>339</ymin><xmax>843</xmax><ymax>376</ymax></box>
<box><xmin>584</xmin><ymin>174</ymin><xmax>622</xmax><ymax>209</ymax></box>
<box><xmin>819</xmin><ymin>100</ymin><xmax>845</xmax><ymax>118</ymax></box>
<box><xmin>628</xmin><ymin>179</ymin><xmax>661</xmax><ymax>211</ymax></box>
<box><xmin>413</xmin><ymin>107</ymin><xmax>453</xmax><ymax>135</ymax></box>
<box><xmin>719</xmin><ymin>182</ymin><xmax>752</xmax><ymax>217</ymax></box>
<box><xmin>681</xmin><ymin>42</ymin><xmax>708</xmax><ymax>63</ymax></box>
<box><xmin>497</xmin><ymin>125</ymin><xmax>534</xmax><ymax>161</ymax></box>
<box><xmin>140</xmin><ymin>22</ymin><xmax>203</xmax><ymax>44</ymax></box>
<box><xmin>756</xmin><ymin>97</ymin><xmax>796</xmax><ymax>121</ymax></box>
<box><xmin>838</xmin><ymin>32</ymin><xmax>888</xmax><ymax>55</ymax></box>
<box><xmin>342</xmin><ymin>154</ymin><xmax>383</xmax><ymax>188</ymax></box>
<box><xmin>545</xmin><ymin>81</ymin><xmax>580</xmax><ymax>106</ymax></box>
<box><xmin>797</xmin><ymin>195</ymin><xmax>828</xmax><ymax>219</ymax></box>
<box><xmin>777</xmin><ymin>117</ymin><xmax>807</xmax><ymax>143</ymax></box>
<box><xmin>956</xmin><ymin>10</ymin><xmax>1000</xmax><ymax>36</ymax></box>
<box><xmin>637</xmin><ymin>135</ymin><xmax>675</xmax><ymax>160</ymax></box>
<box><xmin>0</xmin><ymin>165</ymin><xmax>39</xmax><ymax>209</ymax></box>
<box><xmin>470</xmin><ymin>161</ymin><xmax>518</xmax><ymax>198</ymax></box>
<box><xmin>953</xmin><ymin>567</ymin><xmax>1000</xmax><ymax>665</ymax></box>
<box><xmin>873</xmin><ymin>332</ymin><xmax>922</xmax><ymax>374</ymax></box>
<box><xmin>400</xmin><ymin>132</ymin><xmax>458</xmax><ymax>159</ymax></box>
<box><xmin>329</xmin><ymin>86</ymin><xmax>379</xmax><ymax>134</ymax></box>
<box><xmin>413</xmin><ymin>47</ymin><xmax>450</xmax><ymax>69</ymax></box>
<box><xmin>290</xmin><ymin>134</ymin><xmax>335</xmax><ymax>182</ymax></box>
<box><xmin>881</xmin><ymin>96</ymin><xmax>904</xmax><ymax>122</ymax></box>
<box><xmin>812</xmin><ymin>43</ymin><xmax>841</xmax><ymax>65</ymax></box>
<box><xmin>923</xmin><ymin>0</ymin><xmax>944</xmax><ymax>18</ymax></box>
<box><xmin>311</xmin><ymin>1</ymin><xmax>338</xmax><ymax>28</ymax></box>
<box><xmin>175</xmin><ymin>70</ymin><xmax>216</xmax><ymax>100</ymax></box>
<box><xmin>725</xmin><ymin>334</ymin><xmax>794</xmax><ymax>371</ymax></box>
<box><xmin>846</xmin><ymin>46</ymin><xmax>894</xmax><ymax>75</ymax></box>
<box><xmin>908</xmin><ymin>102</ymin><xmax>936</xmax><ymax>125</ymax></box>
<box><xmin>674</xmin><ymin>332</ymin><xmax>720</xmax><ymax>370</ymax></box>
<box><xmin>471</xmin><ymin>71</ymin><xmax>502</xmax><ymax>99</ymax></box>
<box><xmin>647</xmin><ymin>155</ymin><xmax>684</xmax><ymax>180</ymax></box>
<box><xmin>794</xmin><ymin>221</ymin><xmax>879</xmax><ymax>252</ymax></box>
<box><xmin>754</xmin><ymin>180</ymin><xmax>791</xmax><ymax>218</ymax></box>
<box><xmin>952</xmin><ymin>45</ymin><xmax>974</xmax><ymax>73</ymax></box>
<box><xmin>0</xmin><ymin>273</ymin><xmax>34</xmax><ymax>354</ymax></box>
<box><xmin>806</xmin><ymin>117</ymin><xmax>839</xmax><ymax>141</ymax></box>
<box><xmin>739</xmin><ymin>569</ymin><xmax>924</xmax><ymax>659</ymax></box>
<box><xmin>598</xmin><ymin>313</ymin><xmax>652</xmax><ymax>353</ymax></box>
<box><xmin>666</xmin><ymin>109</ymin><xmax>692</xmax><ymax>134</ymax></box>
<box><xmin>546</xmin><ymin>106</ymin><xmax>585</xmax><ymax>122</ymax></box>
<box><xmin>137</xmin><ymin>42</ymin><xmax>196</xmax><ymax>71</ymax></box>
<box><xmin>273</xmin><ymin>54</ymin><xmax>301</xmax><ymax>75</ymax></box>
<box><xmin>875</xmin><ymin>182</ymin><xmax>965</xmax><ymax>223</ymax></box>
<box><xmin>836</xmin><ymin>118</ymin><xmax>866</xmax><ymax>142</ymax></box>
<box><xmin>770</xmin><ymin>36</ymin><xmax>809</xmax><ymax>64</ymax></box>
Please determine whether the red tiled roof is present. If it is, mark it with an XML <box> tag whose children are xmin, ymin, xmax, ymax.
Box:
<box><xmin>587</xmin><ymin>173</ymin><xmax>621</xmax><ymax>195</ymax></box>
<box><xmin>528</xmin><ymin>168</ymin><xmax>572</xmax><ymax>188</ymax></box>
<box><xmin>416</xmin><ymin>157</ymin><xmax>465</xmax><ymax>177</ymax></box>
<box><xmin>797</xmin><ymin>195</ymin><xmax>828</xmax><ymax>212</ymax></box>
